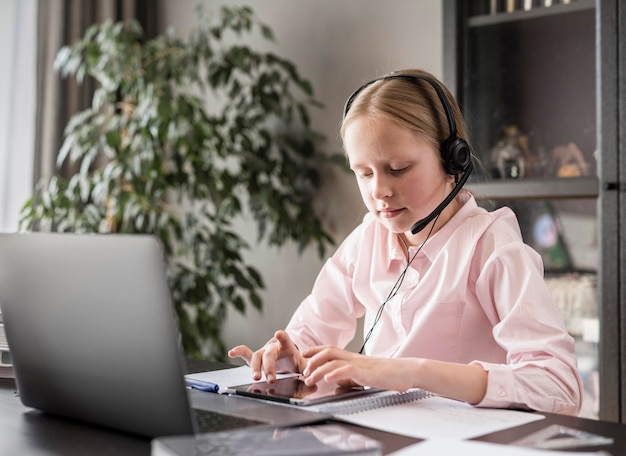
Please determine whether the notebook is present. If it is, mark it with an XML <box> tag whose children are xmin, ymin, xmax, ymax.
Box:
<box><xmin>0</xmin><ymin>232</ymin><xmax>329</xmax><ymax>438</ymax></box>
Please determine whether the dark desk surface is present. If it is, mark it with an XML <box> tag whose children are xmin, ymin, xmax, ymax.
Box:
<box><xmin>1</xmin><ymin>375</ymin><xmax>624</xmax><ymax>455</ymax></box>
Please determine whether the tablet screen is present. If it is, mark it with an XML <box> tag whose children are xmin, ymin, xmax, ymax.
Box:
<box><xmin>230</xmin><ymin>376</ymin><xmax>378</xmax><ymax>406</ymax></box>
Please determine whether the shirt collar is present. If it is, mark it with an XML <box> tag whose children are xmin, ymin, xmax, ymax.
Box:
<box><xmin>388</xmin><ymin>230</ymin><xmax>408</xmax><ymax>262</ymax></box>
<box><xmin>380</xmin><ymin>191</ymin><xmax>478</xmax><ymax>263</ymax></box>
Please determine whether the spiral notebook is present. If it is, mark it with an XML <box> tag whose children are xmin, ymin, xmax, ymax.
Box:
<box><xmin>311</xmin><ymin>390</ymin><xmax>545</xmax><ymax>440</ymax></box>
<box><xmin>309</xmin><ymin>388</ymin><xmax>433</xmax><ymax>415</ymax></box>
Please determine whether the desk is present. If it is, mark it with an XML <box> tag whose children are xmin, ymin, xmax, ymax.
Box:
<box><xmin>1</xmin><ymin>374</ymin><xmax>625</xmax><ymax>455</ymax></box>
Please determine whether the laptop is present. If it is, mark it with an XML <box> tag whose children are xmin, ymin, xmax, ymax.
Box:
<box><xmin>0</xmin><ymin>232</ymin><xmax>328</xmax><ymax>438</ymax></box>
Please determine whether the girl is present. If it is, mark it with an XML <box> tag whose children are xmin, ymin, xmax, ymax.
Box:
<box><xmin>229</xmin><ymin>69</ymin><xmax>582</xmax><ymax>415</ymax></box>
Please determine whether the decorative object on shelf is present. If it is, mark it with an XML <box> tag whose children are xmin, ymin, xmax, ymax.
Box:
<box><xmin>19</xmin><ymin>6</ymin><xmax>338</xmax><ymax>360</ymax></box>
<box><xmin>490</xmin><ymin>0</ymin><xmax>500</xmax><ymax>15</ymax></box>
<box><xmin>527</xmin><ymin>200</ymin><xmax>576</xmax><ymax>271</ymax></box>
<box><xmin>489</xmin><ymin>124</ymin><xmax>530</xmax><ymax>179</ymax></box>
<box><xmin>548</xmin><ymin>142</ymin><xmax>590</xmax><ymax>177</ymax></box>
<box><xmin>506</xmin><ymin>0</ymin><xmax>516</xmax><ymax>13</ymax></box>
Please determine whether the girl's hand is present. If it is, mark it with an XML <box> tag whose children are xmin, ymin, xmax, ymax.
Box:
<box><xmin>228</xmin><ymin>330</ymin><xmax>305</xmax><ymax>383</ymax></box>
<box><xmin>300</xmin><ymin>345</ymin><xmax>416</xmax><ymax>392</ymax></box>
<box><xmin>301</xmin><ymin>345</ymin><xmax>489</xmax><ymax>405</ymax></box>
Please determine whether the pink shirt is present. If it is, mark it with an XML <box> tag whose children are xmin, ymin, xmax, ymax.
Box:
<box><xmin>286</xmin><ymin>192</ymin><xmax>582</xmax><ymax>415</ymax></box>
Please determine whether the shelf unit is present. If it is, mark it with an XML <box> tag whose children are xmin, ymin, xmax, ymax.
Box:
<box><xmin>444</xmin><ymin>0</ymin><xmax>625</xmax><ymax>422</ymax></box>
<box><xmin>467</xmin><ymin>176</ymin><xmax>599</xmax><ymax>200</ymax></box>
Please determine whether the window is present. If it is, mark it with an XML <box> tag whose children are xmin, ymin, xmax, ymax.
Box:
<box><xmin>0</xmin><ymin>0</ymin><xmax>36</xmax><ymax>232</ymax></box>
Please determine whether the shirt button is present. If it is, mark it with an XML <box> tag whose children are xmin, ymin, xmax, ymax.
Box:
<box><xmin>498</xmin><ymin>389</ymin><xmax>507</xmax><ymax>397</ymax></box>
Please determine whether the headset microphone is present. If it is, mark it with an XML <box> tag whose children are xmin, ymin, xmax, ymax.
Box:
<box><xmin>410</xmin><ymin>161</ymin><xmax>473</xmax><ymax>234</ymax></box>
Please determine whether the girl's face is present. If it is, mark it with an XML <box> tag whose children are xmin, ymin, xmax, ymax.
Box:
<box><xmin>344</xmin><ymin>116</ymin><xmax>456</xmax><ymax>244</ymax></box>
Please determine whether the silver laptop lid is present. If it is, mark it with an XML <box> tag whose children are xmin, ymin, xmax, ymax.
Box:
<box><xmin>0</xmin><ymin>233</ymin><xmax>195</xmax><ymax>437</ymax></box>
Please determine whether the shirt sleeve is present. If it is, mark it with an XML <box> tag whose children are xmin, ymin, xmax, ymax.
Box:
<box><xmin>470</xmin><ymin>241</ymin><xmax>583</xmax><ymax>415</ymax></box>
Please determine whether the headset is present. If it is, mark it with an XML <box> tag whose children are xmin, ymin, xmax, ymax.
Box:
<box><xmin>342</xmin><ymin>74</ymin><xmax>474</xmax><ymax>234</ymax></box>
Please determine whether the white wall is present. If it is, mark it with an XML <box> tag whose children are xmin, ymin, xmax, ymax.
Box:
<box><xmin>161</xmin><ymin>0</ymin><xmax>443</xmax><ymax>354</ymax></box>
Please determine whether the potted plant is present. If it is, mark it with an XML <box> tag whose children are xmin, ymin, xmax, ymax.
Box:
<box><xmin>19</xmin><ymin>5</ymin><xmax>337</xmax><ymax>360</ymax></box>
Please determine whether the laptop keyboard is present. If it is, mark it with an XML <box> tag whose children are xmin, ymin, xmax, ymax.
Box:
<box><xmin>193</xmin><ymin>408</ymin><xmax>265</xmax><ymax>433</ymax></box>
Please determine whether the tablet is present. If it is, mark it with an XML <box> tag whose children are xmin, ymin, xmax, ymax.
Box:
<box><xmin>229</xmin><ymin>376</ymin><xmax>380</xmax><ymax>406</ymax></box>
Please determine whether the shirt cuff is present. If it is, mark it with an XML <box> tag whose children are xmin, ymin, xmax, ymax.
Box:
<box><xmin>470</xmin><ymin>361</ymin><xmax>529</xmax><ymax>410</ymax></box>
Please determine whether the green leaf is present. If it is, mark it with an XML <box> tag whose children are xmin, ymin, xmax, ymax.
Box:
<box><xmin>260</xmin><ymin>24</ymin><xmax>274</xmax><ymax>41</ymax></box>
<box><xmin>249</xmin><ymin>291</ymin><xmax>262</xmax><ymax>311</ymax></box>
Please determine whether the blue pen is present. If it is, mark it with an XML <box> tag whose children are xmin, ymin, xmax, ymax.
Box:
<box><xmin>185</xmin><ymin>378</ymin><xmax>220</xmax><ymax>393</ymax></box>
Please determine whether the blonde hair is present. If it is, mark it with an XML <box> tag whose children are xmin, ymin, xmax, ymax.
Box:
<box><xmin>341</xmin><ymin>69</ymin><xmax>471</xmax><ymax>162</ymax></box>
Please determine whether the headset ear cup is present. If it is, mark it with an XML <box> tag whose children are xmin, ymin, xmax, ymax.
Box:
<box><xmin>444</xmin><ymin>137</ymin><xmax>472</xmax><ymax>175</ymax></box>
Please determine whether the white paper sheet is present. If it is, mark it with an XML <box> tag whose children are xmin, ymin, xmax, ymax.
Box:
<box><xmin>336</xmin><ymin>395</ymin><xmax>545</xmax><ymax>440</ymax></box>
